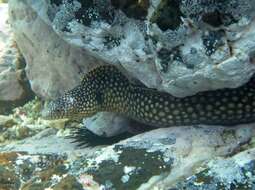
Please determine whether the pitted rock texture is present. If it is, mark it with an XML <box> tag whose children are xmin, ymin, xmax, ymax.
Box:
<box><xmin>170</xmin><ymin>149</ymin><xmax>255</xmax><ymax>190</ymax></box>
<box><xmin>8</xmin><ymin>0</ymin><xmax>255</xmax><ymax>98</ymax></box>
<box><xmin>0</xmin><ymin>123</ymin><xmax>254</xmax><ymax>190</ymax></box>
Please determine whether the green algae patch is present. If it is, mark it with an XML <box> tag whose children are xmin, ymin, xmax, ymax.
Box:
<box><xmin>0</xmin><ymin>115</ymin><xmax>17</xmax><ymax>129</ymax></box>
<box><xmin>52</xmin><ymin>175</ymin><xmax>83</xmax><ymax>190</ymax></box>
<box><xmin>14</xmin><ymin>97</ymin><xmax>43</xmax><ymax>120</ymax></box>
<box><xmin>250</xmin><ymin>137</ymin><xmax>255</xmax><ymax>148</ymax></box>
<box><xmin>39</xmin><ymin>164</ymin><xmax>68</xmax><ymax>181</ymax></box>
<box><xmin>21</xmin><ymin>182</ymin><xmax>50</xmax><ymax>190</ymax></box>
<box><xmin>87</xmin><ymin>145</ymin><xmax>173</xmax><ymax>189</ymax></box>
<box><xmin>0</xmin><ymin>165</ymin><xmax>21</xmax><ymax>190</ymax></box>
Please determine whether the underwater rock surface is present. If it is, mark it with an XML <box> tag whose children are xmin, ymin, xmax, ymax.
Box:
<box><xmin>0</xmin><ymin>113</ymin><xmax>255</xmax><ymax>189</ymax></box>
<box><xmin>8</xmin><ymin>0</ymin><xmax>255</xmax><ymax>138</ymax></box>
<box><xmin>172</xmin><ymin>148</ymin><xmax>255</xmax><ymax>190</ymax></box>
<box><xmin>8</xmin><ymin>0</ymin><xmax>255</xmax><ymax>98</ymax></box>
<box><xmin>2</xmin><ymin>0</ymin><xmax>255</xmax><ymax>189</ymax></box>
<box><xmin>83</xmin><ymin>112</ymin><xmax>132</xmax><ymax>137</ymax></box>
<box><xmin>0</xmin><ymin>4</ymin><xmax>33</xmax><ymax>114</ymax></box>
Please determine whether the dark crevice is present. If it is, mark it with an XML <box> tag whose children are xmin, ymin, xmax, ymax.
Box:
<box><xmin>111</xmin><ymin>0</ymin><xmax>150</xmax><ymax>20</ymax></box>
<box><xmin>150</xmin><ymin>0</ymin><xmax>183</xmax><ymax>31</ymax></box>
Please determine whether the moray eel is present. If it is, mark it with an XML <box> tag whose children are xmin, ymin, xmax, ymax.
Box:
<box><xmin>42</xmin><ymin>65</ymin><xmax>255</xmax><ymax>128</ymax></box>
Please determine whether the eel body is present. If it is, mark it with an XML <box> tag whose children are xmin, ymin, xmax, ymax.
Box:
<box><xmin>42</xmin><ymin>65</ymin><xmax>255</xmax><ymax>127</ymax></box>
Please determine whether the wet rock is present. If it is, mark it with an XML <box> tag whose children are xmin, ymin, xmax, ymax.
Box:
<box><xmin>0</xmin><ymin>152</ymin><xmax>19</xmax><ymax>166</ymax></box>
<box><xmin>0</xmin><ymin>4</ymin><xmax>33</xmax><ymax>114</ymax></box>
<box><xmin>0</xmin><ymin>69</ymin><xmax>26</xmax><ymax>100</ymax></box>
<box><xmin>41</xmin><ymin>119</ymin><xmax>68</xmax><ymax>130</ymax></box>
<box><xmin>16</xmin><ymin>153</ymin><xmax>67</xmax><ymax>189</ymax></box>
<box><xmin>83</xmin><ymin>112</ymin><xmax>131</xmax><ymax>137</ymax></box>
<box><xmin>0</xmin><ymin>123</ymin><xmax>254</xmax><ymax>189</ymax></box>
<box><xmin>0</xmin><ymin>99</ymin><xmax>49</xmax><ymax>143</ymax></box>
<box><xmin>0</xmin><ymin>151</ymin><xmax>81</xmax><ymax>190</ymax></box>
<box><xmin>69</xmin><ymin>124</ymin><xmax>255</xmax><ymax>189</ymax></box>
<box><xmin>8</xmin><ymin>0</ymin><xmax>255</xmax><ymax>149</ymax></box>
<box><xmin>111</xmin><ymin>0</ymin><xmax>150</xmax><ymax>20</ymax></box>
<box><xmin>15</xmin><ymin>125</ymin><xmax>35</xmax><ymax>140</ymax></box>
<box><xmin>8</xmin><ymin>0</ymin><xmax>255</xmax><ymax>98</ymax></box>
<box><xmin>21</xmin><ymin>182</ymin><xmax>49</xmax><ymax>190</ymax></box>
<box><xmin>4</xmin><ymin>1</ymin><xmax>255</xmax><ymax>189</ymax></box>
<box><xmin>83</xmin><ymin>146</ymin><xmax>173</xmax><ymax>189</ymax></box>
<box><xmin>0</xmin><ymin>115</ymin><xmax>16</xmax><ymax>128</ymax></box>
<box><xmin>52</xmin><ymin>175</ymin><xmax>83</xmax><ymax>190</ymax></box>
<box><xmin>171</xmin><ymin>148</ymin><xmax>255</xmax><ymax>190</ymax></box>
<box><xmin>0</xmin><ymin>166</ymin><xmax>20</xmax><ymax>190</ymax></box>
<box><xmin>0</xmin><ymin>152</ymin><xmax>29</xmax><ymax>190</ymax></box>
<box><xmin>8</xmin><ymin>0</ymin><xmax>104</xmax><ymax>99</ymax></box>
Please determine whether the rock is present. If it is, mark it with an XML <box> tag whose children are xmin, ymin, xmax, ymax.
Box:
<box><xmin>0</xmin><ymin>4</ymin><xmax>33</xmax><ymax>114</ymax></box>
<box><xmin>83</xmin><ymin>112</ymin><xmax>132</xmax><ymax>137</ymax></box>
<box><xmin>52</xmin><ymin>175</ymin><xmax>84</xmax><ymax>190</ymax></box>
<box><xmin>0</xmin><ymin>69</ymin><xmax>27</xmax><ymax>101</ymax></box>
<box><xmin>13</xmin><ymin>97</ymin><xmax>43</xmax><ymax>120</ymax></box>
<box><xmin>14</xmin><ymin>153</ymin><xmax>67</xmax><ymax>190</ymax></box>
<box><xmin>0</xmin><ymin>99</ymin><xmax>50</xmax><ymax>143</ymax></box>
<box><xmin>8</xmin><ymin>0</ymin><xmax>104</xmax><ymax>99</ymax></box>
<box><xmin>41</xmin><ymin>119</ymin><xmax>68</xmax><ymax>130</ymax></box>
<box><xmin>0</xmin><ymin>166</ymin><xmax>20</xmax><ymax>190</ymax></box>
<box><xmin>71</xmin><ymin>124</ymin><xmax>255</xmax><ymax>189</ymax></box>
<box><xmin>4</xmin><ymin>0</ymin><xmax>255</xmax><ymax>189</ymax></box>
<box><xmin>170</xmin><ymin>148</ymin><xmax>255</xmax><ymax>190</ymax></box>
<box><xmin>0</xmin><ymin>152</ymin><xmax>26</xmax><ymax>190</ymax></box>
<box><xmin>0</xmin><ymin>123</ymin><xmax>254</xmax><ymax>189</ymax></box>
<box><xmin>8</xmin><ymin>0</ymin><xmax>255</xmax><ymax>155</ymax></box>
<box><xmin>8</xmin><ymin>0</ymin><xmax>255</xmax><ymax>98</ymax></box>
<box><xmin>15</xmin><ymin>125</ymin><xmax>34</xmax><ymax>140</ymax></box>
<box><xmin>0</xmin><ymin>115</ymin><xmax>16</xmax><ymax>128</ymax></box>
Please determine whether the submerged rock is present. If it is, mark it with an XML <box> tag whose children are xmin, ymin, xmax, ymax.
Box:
<box><xmin>4</xmin><ymin>0</ymin><xmax>255</xmax><ymax>189</ymax></box>
<box><xmin>8</xmin><ymin>0</ymin><xmax>255</xmax><ymax>98</ymax></box>
<box><xmin>0</xmin><ymin>123</ymin><xmax>254</xmax><ymax>189</ymax></box>
<box><xmin>8</xmin><ymin>0</ymin><xmax>255</xmax><ymax>148</ymax></box>
<box><xmin>8</xmin><ymin>0</ymin><xmax>104</xmax><ymax>99</ymax></box>
<box><xmin>74</xmin><ymin>124</ymin><xmax>255</xmax><ymax>189</ymax></box>
<box><xmin>171</xmin><ymin>149</ymin><xmax>255</xmax><ymax>190</ymax></box>
<box><xmin>0</xmin><ymin>4</ymin><xmax>33</xmax><ymax>114</ymax></box>
<box><xmin>83</xmin><ymin>112</ymin><xmax>131</xmax><ymax>137</ymax></box>
<box><xmin>0</xmin><ymin>115</ymin><xmax>16</xmax><ymax>128</ymax></box>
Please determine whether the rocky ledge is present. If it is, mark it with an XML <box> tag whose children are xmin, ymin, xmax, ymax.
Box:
<box><xmin>0</xmin><ymin>0</ymin><xmax>254</xmax><ymax>189</ymax></box>
<box><xmin>0</xmin><ymin>99</ymin><xmax>254</xmax><ymax>189</ymax></box>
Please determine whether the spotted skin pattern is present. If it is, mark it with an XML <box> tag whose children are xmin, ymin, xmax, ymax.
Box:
<box><xmin>42</xmin><ymin>65</ymin><xmax>255</xmax><ymax>127</ymax></box>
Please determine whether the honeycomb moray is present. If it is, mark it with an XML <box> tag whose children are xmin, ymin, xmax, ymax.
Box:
<box><xmin>42</xmin><ymin>65</ymin><xmax>255</xmax><ymax>128</ymax></box>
